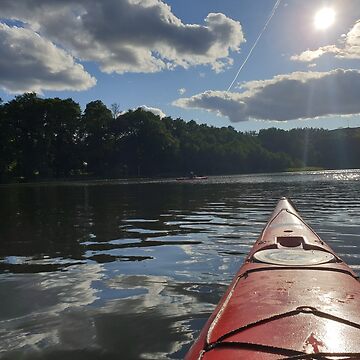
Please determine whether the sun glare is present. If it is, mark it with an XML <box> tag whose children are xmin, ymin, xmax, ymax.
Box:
<box><xmin>314</xmin><ymin>8</ymin><xmax>336</xmax><ymax>30</ymax></box>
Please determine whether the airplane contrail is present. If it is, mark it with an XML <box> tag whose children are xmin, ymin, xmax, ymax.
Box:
<box><xmin>227</xmin><ymin>0</ymin><xmax>282</xmax><ymax>92</ymax></box>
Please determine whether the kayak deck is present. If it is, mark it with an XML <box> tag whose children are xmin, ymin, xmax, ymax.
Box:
<box><xmin>185</xmin><ymin>197</ymin><xmax>360</xmax><ymax>359</ymax></box>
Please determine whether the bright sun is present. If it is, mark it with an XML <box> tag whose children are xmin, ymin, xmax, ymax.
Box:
<box><xmin>314</xmin><ymin>8</ymin><xmax>336</xmax><ymax>30</ymax></box>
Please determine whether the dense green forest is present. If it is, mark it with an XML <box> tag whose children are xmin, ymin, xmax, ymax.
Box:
<box><xmin>0</xmin><ymin>93</ymin><xmax>360</xmax><ymax>182</ymax></box>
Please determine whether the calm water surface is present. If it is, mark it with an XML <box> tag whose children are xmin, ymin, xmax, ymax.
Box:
<box><xmin>0</xmin><ymin>170</ymin><xmax>360</xmax><ymax>359</ymax></box>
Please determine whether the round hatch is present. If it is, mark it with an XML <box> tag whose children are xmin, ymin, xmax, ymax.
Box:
<box><xmin>253</xmin><ymin>249</ymin><xmax>335</xmax><ymax>266</ymax></box>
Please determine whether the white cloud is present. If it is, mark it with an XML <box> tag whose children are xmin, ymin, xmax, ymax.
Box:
<box><xmin>173</xmin><ymin>69</ymin><xmax>360</xmax><ymax>122</ymax></box>
<box><xmin>0</xmin><ymin>23</ymin><xmax>96</xmax><ymax>93</ymax></box>
<box><xmin>178</xmin><ymin>88</ymin><xmax>186</xmax><ymax>95</ymax></box>
<box><xmin>0</xmin><ymin>0</ymin><xmax>245</xmax><ymax>74</ymax></box>
<box><xmin>291</xmin><ymin>20</ymin><xmax>360</xmax><ymax>62</ymax></box>
<box><xmin>291</xmin><ymin>45</ymin><xmax>339</xmax><ymax>62</ymax></box>
<box><xmin>139</xmin><ymin>105</ymin><xmax>166</xmax><ymax>118</ymax></box>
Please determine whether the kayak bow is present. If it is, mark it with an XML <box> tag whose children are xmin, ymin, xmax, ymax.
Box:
<box><xmin>185</xmin><ymin>197</ymin><xmax>360</xmax><ymax>359</ymax></box>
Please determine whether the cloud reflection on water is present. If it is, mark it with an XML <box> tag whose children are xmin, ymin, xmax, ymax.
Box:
<box><xmin>0</xmin><ymin>263</ymin><xmax>102</xmax><ymax>354</ymax></box>
<box><xmin>0</xmin><ymin>269</ymin><xmax>226</xmax><ymax>360</ymax></box>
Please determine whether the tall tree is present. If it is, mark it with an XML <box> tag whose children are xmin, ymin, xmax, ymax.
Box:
<box><xmin>0</xmin><ymin>98</ymin><xmax>12</xmax><ymax>180</ymax></box>
<box><xmin>113</xmin><ymin>109</ymin><xmax>179</xmax><ymax>176</ymax></box>
<box><xmin>43</xmin><ymin>98</ymin><xmax>82</xmax><ymax>177</ymax></box>
<box><xmin>82</xmin><ymin>100</ymin><xmax>113</xmax><ymax>175</ymax></box>
<box><xmin>4</xmin><ymin>93</ymin><xmax>47</xmax><ymax>179</ymax></box>
<box><xmin>111</xmin><ymin>103</ymin><xmax>121</xmax><ymax>120</ymax></box>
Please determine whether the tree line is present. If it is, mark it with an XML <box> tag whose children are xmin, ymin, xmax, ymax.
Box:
<box><xmin>0</xmin><ymin>93</ymin><xmax>359</xmax><ymax>182</ymax></box>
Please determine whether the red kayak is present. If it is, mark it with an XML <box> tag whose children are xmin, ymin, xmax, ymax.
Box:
<box><xmin>185</xmin><ymin>197</ymin><xmax>360</xmax><ymax>359</ymax></box>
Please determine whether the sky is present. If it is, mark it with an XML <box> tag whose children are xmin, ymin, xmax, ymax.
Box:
<box><xmin>0</xmin><ymin>0</ymin><xmax>360</xmax><ymax>132</ymax></box>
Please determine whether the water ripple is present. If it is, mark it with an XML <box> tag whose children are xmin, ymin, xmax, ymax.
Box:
<box><xmin>0</xmin><ymin>169</ymin><xmax>360</xmax><ymax>359</ymax></box>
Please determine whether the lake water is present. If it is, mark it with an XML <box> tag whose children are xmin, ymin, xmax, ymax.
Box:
<box><xmin>0</xmin><ymin>169</ymin><xmax>360</xmax><ymax>359</ymax></box>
